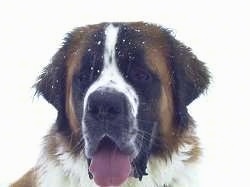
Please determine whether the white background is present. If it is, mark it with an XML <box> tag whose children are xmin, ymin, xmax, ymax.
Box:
<box><xmin>0</xmin><ymin>0</ymin><xmax>249</xmax><ymax>186</ymax></box>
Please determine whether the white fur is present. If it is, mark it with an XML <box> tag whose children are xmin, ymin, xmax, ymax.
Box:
<box><xmin>36</xmin><ymin>151</ymin><xmax>96</xmax><ymax>187</ymax></box>
<box><xmin>82</xmin><ymin>24</ymin><xmax>139</xmax><ymax>124</ymax></box>
<box><xmin>36</xmin><ymin>144</ymin><xmax>199</xmax><ymax>187</ymax></box>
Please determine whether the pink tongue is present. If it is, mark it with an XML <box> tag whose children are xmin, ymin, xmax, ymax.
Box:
<box><xmin>89</xmin><ymin>145</ymin><xmax>131</xmax><ymax>187</ymax></box>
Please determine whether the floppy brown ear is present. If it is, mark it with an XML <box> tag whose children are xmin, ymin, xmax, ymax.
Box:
<box><xmin>34</xmin><ymin>34</ymin><xmax>74</xmax><ymax>111</ymax></box>
<box><xmin>167</xmin><ymin>34</ymin><xmax>210</xmax><ymax>126</ymax></box>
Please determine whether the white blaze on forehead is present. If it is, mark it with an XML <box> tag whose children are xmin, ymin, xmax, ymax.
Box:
<box><xmin>83</xmin><ymin>24</ymin><xmax>139</xmax><ymax>118</ymax></box>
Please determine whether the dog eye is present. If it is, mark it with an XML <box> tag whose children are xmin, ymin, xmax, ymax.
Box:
<box><xmin>79</xmin><ymin>74</ymin><xmax>89</xmax><ymax>83</ymax></box>
<box><xmin>130</xmin><ymin>67</ymin><xmax>152</xmax><ymax>83</ymax></box>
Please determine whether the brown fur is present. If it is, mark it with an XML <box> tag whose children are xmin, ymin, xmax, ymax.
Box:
<box><xmin>11</xmin><ymin>169</ymin><xmax>36</xmax><ymax>187</ymax></box>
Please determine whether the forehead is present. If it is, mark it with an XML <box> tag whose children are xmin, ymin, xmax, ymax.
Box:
<box><xmin>66</xmin><ymin>22</ymin><xmax>170</xmax><ymax>81</ymax></box>
<box><xmin>116</xmin><ymin>23</ymin><xmax>169</xmax><ymax>72</ymax></box>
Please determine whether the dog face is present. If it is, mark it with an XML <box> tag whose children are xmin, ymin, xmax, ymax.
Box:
<box><xmin>35</xmin><ymin>22</ymin><xmax>209</xmax><ymax>186</ymax></box>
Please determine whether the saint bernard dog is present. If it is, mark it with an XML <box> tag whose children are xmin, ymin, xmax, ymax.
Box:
<box><xmin>11</xmin><ymin>22</ymin><xmax>210</xmax><ymax>187</ymax></box>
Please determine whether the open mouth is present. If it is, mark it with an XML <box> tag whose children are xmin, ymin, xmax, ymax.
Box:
<box><xmin>88</xmin><ymin>137</ymin><xmax>133</xmax><ymax>187</ymax></box>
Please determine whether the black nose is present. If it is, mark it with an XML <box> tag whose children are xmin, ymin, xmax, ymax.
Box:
<box><xmin>86</xmin><ymin>90</ymin><xmax>128</xmax><ymax>121</ymax></box>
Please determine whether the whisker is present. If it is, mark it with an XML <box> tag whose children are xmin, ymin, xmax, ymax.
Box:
<box><xmin>71</xmin><ymin>137</ymin><xmax>85</xmax><ymax>153</ymax></box>
<box><xmin>134</xmin><ymin>128</ymin><xmax>161</xmax><ymax>141</ymax></box>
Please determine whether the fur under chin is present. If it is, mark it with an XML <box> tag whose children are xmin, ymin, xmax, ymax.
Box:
<box><xmin>35</xmin><ymin>143</ymin><xmax>199</xmax><ymax>187</ymax></box>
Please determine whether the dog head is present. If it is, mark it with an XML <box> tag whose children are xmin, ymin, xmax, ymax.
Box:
<box><xmin>35</xmin><ymin>22</ymin><xmax>209</xmax><ymax>186</ymax></box>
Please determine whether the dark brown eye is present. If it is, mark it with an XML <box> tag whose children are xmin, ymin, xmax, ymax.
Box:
<box><xmin>130</xmin><ymin>67</ymin><xmax>152</xmax><ymax>83</ymax></box>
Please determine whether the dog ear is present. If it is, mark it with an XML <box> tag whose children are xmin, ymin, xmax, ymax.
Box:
<box><xmin>167</xmin><ymin>34</ymin><xmax>210</xmax><ymax>126</ymax></box>
<box><xmin>34</xmin><ymin>34</ymin><xmax>73</xmax><ymax>111</ymax></box>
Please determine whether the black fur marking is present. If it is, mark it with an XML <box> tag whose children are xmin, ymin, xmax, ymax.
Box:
<box><xmin>165</xmin><ymin>30</ymin><xmax>210</xmax><ymax>129</ymax></box>
<box><xmin>72</xmin><ymin>28</ymin><xmax>105</xmax><ymax>122</ymax></box>
<box><xmin>34</xmin><ymin>39</ymin><xmax>69</xmax><ymax>112</ymax></box>
<box><xmin>34</xmin><ymin>32</ymin><xmax>75</xmax><ymax>133</ymax></box>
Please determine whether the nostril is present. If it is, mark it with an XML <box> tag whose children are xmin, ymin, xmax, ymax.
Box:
<box><xmin>106</xmin><ymin>105</ymin><xmax>121</xmax><ymax>120</ymax></box>
<box><xmin>87</xmin><ymin>103</ymin><xmax>121</xmax><ymax>120</ymax></box>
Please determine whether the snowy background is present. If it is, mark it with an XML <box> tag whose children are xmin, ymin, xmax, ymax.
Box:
<box><xmin>0</xmin><ymin>0</ymin><xmax>250</xmax><ymax>186</ymax></box>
